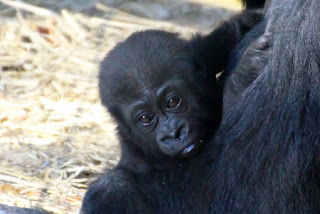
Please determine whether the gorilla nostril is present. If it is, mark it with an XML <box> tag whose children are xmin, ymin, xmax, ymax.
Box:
<box><xmin>173</xmin><ymin>128</ymin><xmax>180</xmax><ymax>138</ymax></box>
<box><xmin>174</xmin><ymin>124</ymin><xmax>185</xmax><ymax>139</ymax></box>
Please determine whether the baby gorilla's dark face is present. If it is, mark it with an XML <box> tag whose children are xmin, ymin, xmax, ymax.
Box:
<box><xmin>125</xmin><ymin>78</ymin><xmax>210</xmax><ymax>157</ymax></box>
<box><xmin>99</xmin><ymin>30</ymin><xmax>221</xmax><ymax>159</ymax></box>
<box><xmin>106</xmin><ymin>59</ymin><xmax>221</xmax><ymax>159</ymax></box>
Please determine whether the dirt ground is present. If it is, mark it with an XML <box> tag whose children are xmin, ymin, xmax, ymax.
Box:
<box><xmin>0</xmin><ymin>0</ymin><xmax>241</xmax><ymax>213</ymax></box>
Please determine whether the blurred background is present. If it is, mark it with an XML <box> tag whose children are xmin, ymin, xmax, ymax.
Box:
<box><xmin>0</xmin><ymin>0</ymin><xmax>240</xmax><ymax>213</ymax></box>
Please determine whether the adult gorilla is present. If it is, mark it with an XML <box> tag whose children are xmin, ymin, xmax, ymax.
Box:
<box><xmin>209</xmin><ymin>0</ymin><xmax>320</xmax><ymax>213</ymax></box>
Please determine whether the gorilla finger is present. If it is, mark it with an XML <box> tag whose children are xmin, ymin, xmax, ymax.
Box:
<box><xmin>255</xmin><ymin>32</ymin><xmax>273</xmax><ymax>50</ymax></box>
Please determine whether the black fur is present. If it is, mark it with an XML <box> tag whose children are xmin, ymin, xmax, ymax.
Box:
<box><xmin>220</xmin><ymin>21</ymin><xmax>270</xmax><ymax>110</ymax></box>
<box><xmin>81</xmin><ymin>10</ymin><xmax>263</xmax><ymax>214</ymax></box>
<box><xmin>240</xmin><ymin>0</ymin><xmax>267</xmax><ymax>9</ymax></box>
<box><xmin>209</xmin><ymin>0</ymin><xmax>320</xmax><ymax>213</ymax></box>
<box><xmin>191</xmin><ymin>10</ymin><xmax>264</xmax><ymax>81</ymax></box>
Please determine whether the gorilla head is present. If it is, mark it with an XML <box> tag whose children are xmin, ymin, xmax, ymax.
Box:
<box><xmin>99</xmin><ymin>30</ymin><xmax>220</xmax><ymax>161</ymax></box>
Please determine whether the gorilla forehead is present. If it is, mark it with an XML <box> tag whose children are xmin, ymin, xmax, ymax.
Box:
<box><xmin>99</xmin><ymin>30</ymin><xmax>194</xmax><ymax>103</ymax></box>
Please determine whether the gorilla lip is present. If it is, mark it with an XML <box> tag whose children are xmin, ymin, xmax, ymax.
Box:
<box><xmin>181</xmin><ymin>140</ymin><xmax>203</xmax><ymax>156</ymax></box>
<box><xmin>182</xmin><ymin>144</ymin><xmax>195</xmax><ymax>154</ymax></box>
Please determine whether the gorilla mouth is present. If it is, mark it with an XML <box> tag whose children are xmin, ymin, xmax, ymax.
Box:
<box><xmin>180</xmin><ymin>140</ymin><xmax>203</xmax><ymax>157</ymax></box>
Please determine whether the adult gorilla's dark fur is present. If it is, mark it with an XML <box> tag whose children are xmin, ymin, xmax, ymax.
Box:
<box><xmin>209</xmin><ymin>0</ymin><xmax>320</xmax><ymax>213</ymax></box>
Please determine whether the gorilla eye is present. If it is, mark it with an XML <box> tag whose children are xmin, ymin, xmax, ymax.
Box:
<box><xmin>166</xmin><ymin>95</ymin><xmax>181</xmax><ymax>109</ymax></box>
<box><xmin>138</xmin><ymin>114</ymin><xmax>154</xmax><ymax>125</ymax></box>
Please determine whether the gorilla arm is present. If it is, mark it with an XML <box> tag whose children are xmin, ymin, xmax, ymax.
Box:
<box><xmin>191</xmin><ymin>9</ymin><xmax>264</xmax><ymax>81</ymax></box>
<box><xmin>81</xmin><ymin>169</ymin><xmax>150</xmax><ymax>214</ymax></box>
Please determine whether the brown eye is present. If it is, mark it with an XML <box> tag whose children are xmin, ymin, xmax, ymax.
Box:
<box><xmin>138</xmin><ymin>114</ymin><xmax>153</xmax><ymax>125</ymax></box>
<box><xmin>166</xmin><ymin>95</ymin><xmax>181</xmax><ymax>109</ymax></box>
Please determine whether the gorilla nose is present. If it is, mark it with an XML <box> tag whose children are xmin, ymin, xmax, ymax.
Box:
<box><xmin>158</xmin><ymin>124</ymin><xmax>185</xmax><ymax>143</ymax></box>
<box><xmin>169</xmin><ymin>124</ymin><xmax>184</xmax><ymax>139</ymax></box>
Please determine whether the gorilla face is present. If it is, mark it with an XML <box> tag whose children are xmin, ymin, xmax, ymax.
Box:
<box><xmin>99</xmin><ymin>30</ymin><xmax>220</xmax><ymax>159</ymax></box>
<box><xmin>123</xmin><ymin>78</ymin><xmax>209</xmax><ymax>157</ymax></box>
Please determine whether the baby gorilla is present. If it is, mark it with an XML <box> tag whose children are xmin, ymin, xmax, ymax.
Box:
<box><xmin>81</xmin><ymin>10</ymin><xmax>268</xmax><ymax>214</ymax></box>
